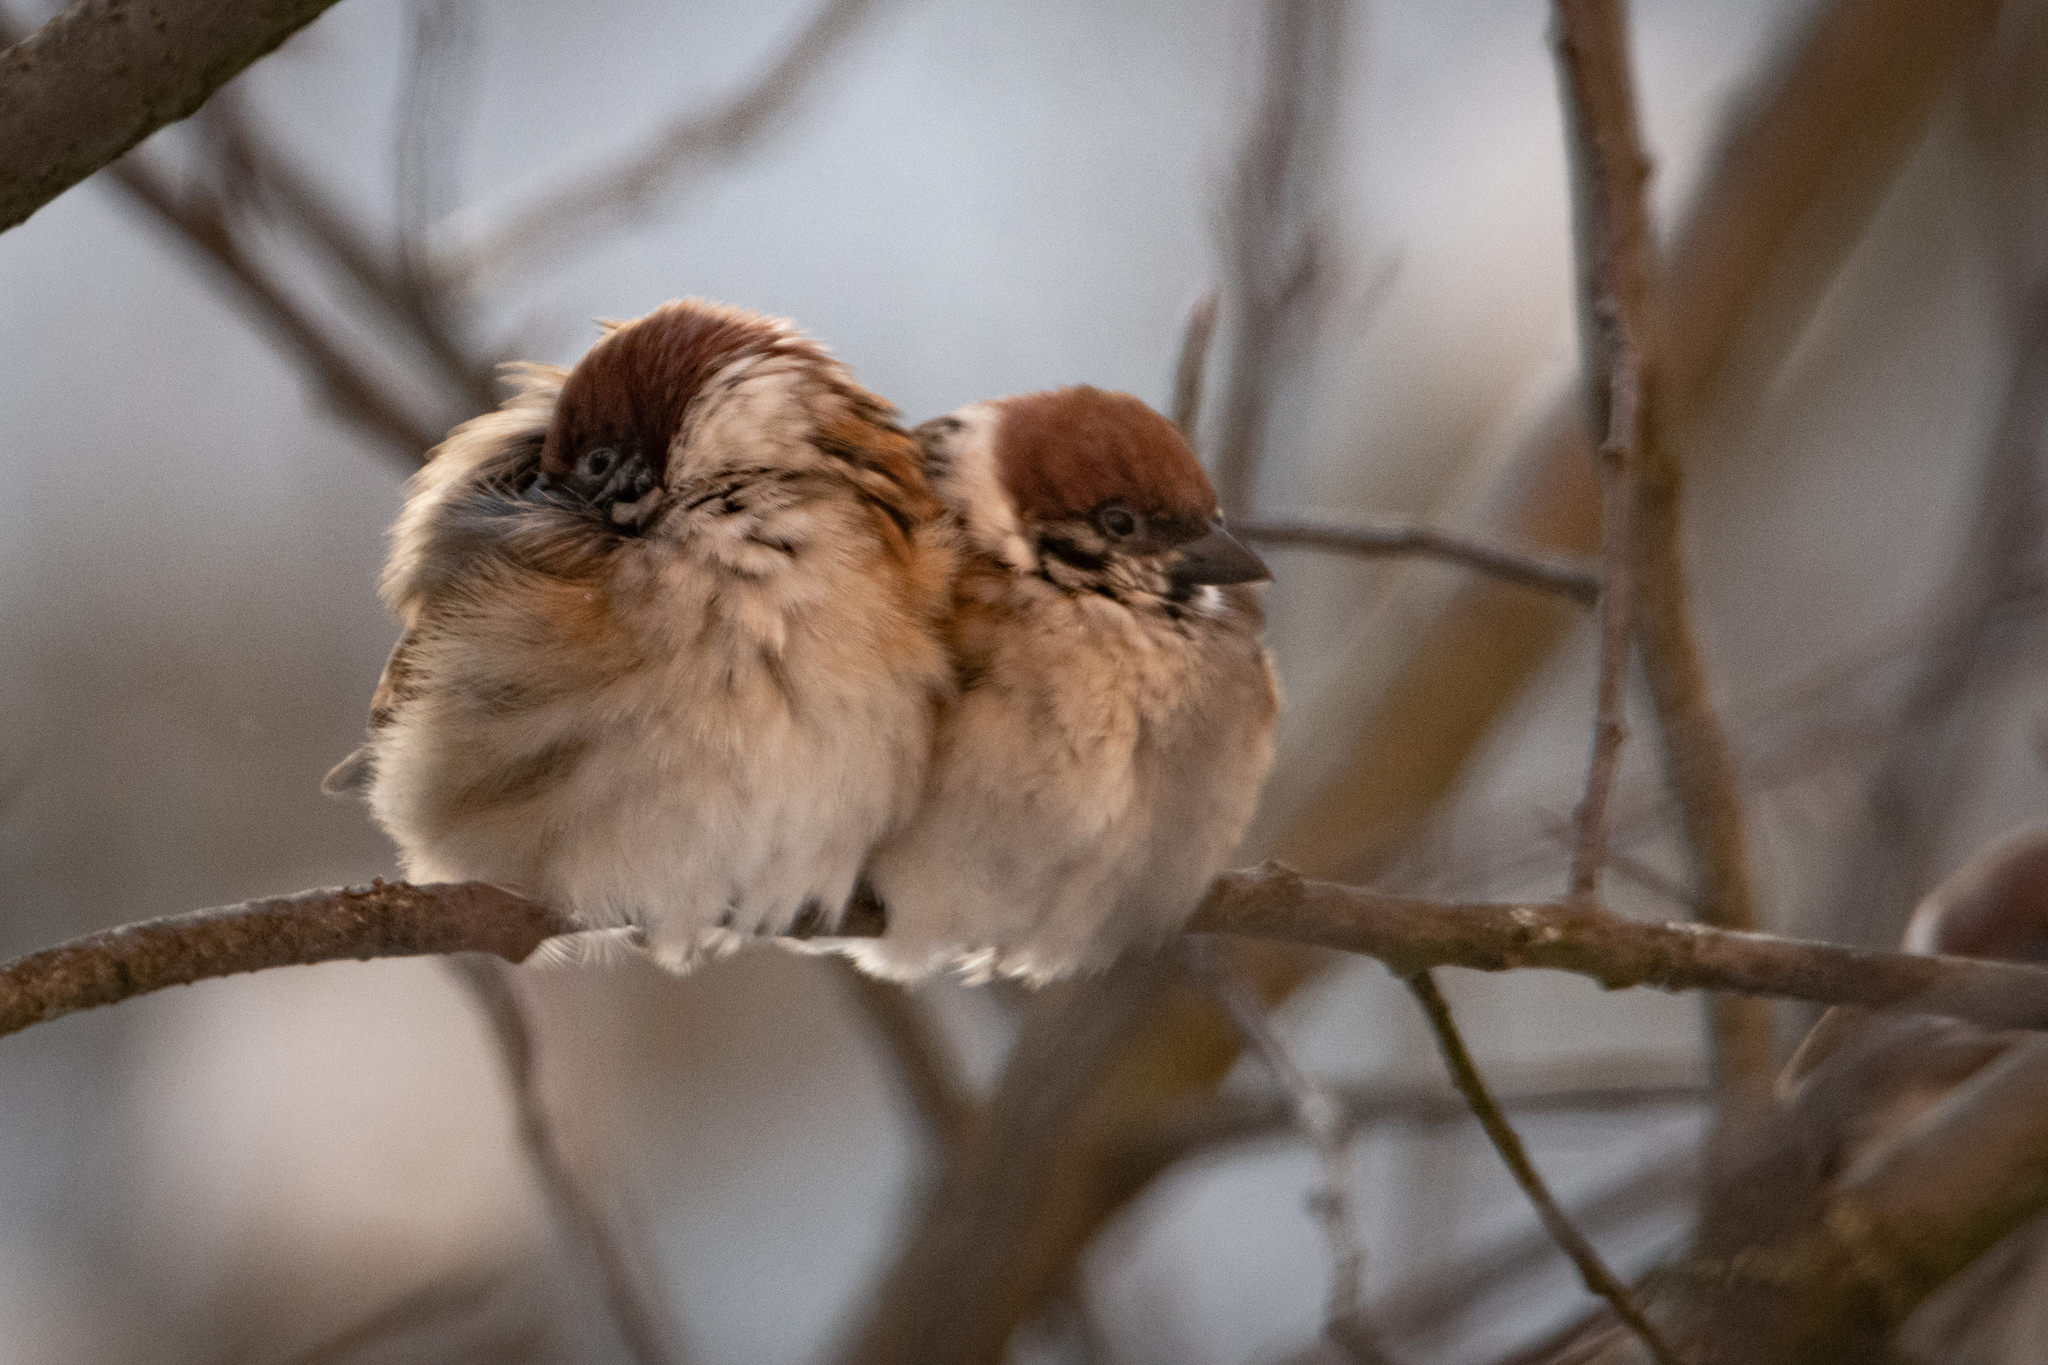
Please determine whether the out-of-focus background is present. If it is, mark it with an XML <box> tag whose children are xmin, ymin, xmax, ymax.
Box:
<box><xmin>2</xmin><ymin>0</ymin><xmax>2045</xmax><ymax>1361</ymax></box>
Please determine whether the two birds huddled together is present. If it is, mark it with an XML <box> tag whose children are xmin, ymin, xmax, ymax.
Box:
<box><xmin>327</xmin><ymin>299</ymin><xmax>1278</xmax><ymax>983</ymax></box>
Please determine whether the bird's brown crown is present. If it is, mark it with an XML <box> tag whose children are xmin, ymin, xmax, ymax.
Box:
<box><xmin>540</xmin><ymin>299</ymin><xmax>820</xmax><ymax>485</ymax></box>
<box><xmin>993</xmin><ymin>387</ymin><xmax>1218</xmax><ymax>535</ymax></box>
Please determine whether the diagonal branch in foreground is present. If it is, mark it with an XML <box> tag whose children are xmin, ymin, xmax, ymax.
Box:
<box><xmin>0</xmin><ymin>0</ymin><xmax>345</xmax><ymax>231</ymax></box>
<box><xmin>9</xmin><ymin>867</ymin><xmax>2048</xmax><ymax>1045</ymax></box>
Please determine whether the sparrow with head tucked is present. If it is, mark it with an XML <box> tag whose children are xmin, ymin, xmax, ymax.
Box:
<box><xmin>841</xmin><ymin>386</ymin><xmax>1279</xmax><ymax>983</ymax></box>
<box><xmin>326</xmin><ymin>299</ymin><xmax>955</xmax><ymax>967</ymax></box>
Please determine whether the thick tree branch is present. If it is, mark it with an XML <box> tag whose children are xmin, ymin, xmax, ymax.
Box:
<box><xmin>1238</xmin><ymin>520</ymin><xmax>1600</xmax><ymax>604</ymax></box>
<box><xmin>0</xmin><ymin>0</ymin><xmax>345</xmax><ymax>231</ymax></box>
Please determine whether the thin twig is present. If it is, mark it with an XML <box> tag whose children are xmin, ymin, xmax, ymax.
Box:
<box><xmin>1131</xmin><ymin>1062</ymin><xmax>1704</xmax><ymax>1161</ymax></box>
<box><xmin>1374</xmin><ymin>1151</ymin><xmax>1694</xmax><ymax>1342</ymax></box>
<box><xmin>444</xmin><ymin>0</ymin><xmax>893</xmax><ymax>289</ymax></box>
<box><xmin>445</xmin><ymin>956</ymin><xmax>682</xmax><ymax>1365</ymax></box>
<box><xmin>832</xmin><ymin>958</ymin><xmax>977</xmax><ymax>1154</ymax></box>
<box><xmin>1172</xmin><ymin>290</ymin><xmax>1220</xmax><ymax>443</ymax></box>
<box><xmin>202</xmin><ymin>96</ymin><xmax>500</xmax><ymax>421</ymax></box>
<box><xmin>1405</xmin><ymin>970</ymin><xmax>1684</xmax><ymax>1365</ymax></box>
<box><xmin>1237</xmin><ymin>520</ymin><xmax>1600</xmax><ymax>604</ymax></box>
<box><xmin>1189</xmin><ymin>940</ymin><xmax>1393</xmax><ymax>1364</ymax></box>
<box><xmin>1551</xmin><ymin>0</ymin><xmax>1654</xmax><ymax>902</ymax></box>
<box><xmin>1274</xmin><ymin>0</ymin><xmax>2002</xmax><ymax>883</ymax></box>
<box><xmin>1558</xmin><ymin>0</ymin><xmax>1775</xmax><ymax>1106</ymax></box>
<box><xmin>1209</xmin><ymin>0</ymin><xmax>1340</xmax><ymax>516</ymax></box>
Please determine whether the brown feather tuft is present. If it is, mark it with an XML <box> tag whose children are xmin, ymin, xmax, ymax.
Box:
<box><xmin>992</xmin><ymin>387</ymin><xmax>1218</xmax><ymax>529</ymax></box>
<box><xmin>540</xmin><ymin>299</ymin><xmax>823</xmax><ymax>485</ymax></box>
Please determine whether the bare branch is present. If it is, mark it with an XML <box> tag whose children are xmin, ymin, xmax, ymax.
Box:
<box><xmin>1237</xmin><ymin>520</ymin><xmax>1600</xmax><ymax>604</ymax></box>
<box><xmin>102</xmin><ymin>152</ymin><xmax>448</xmax><ymax>465</ymax></box>
<box><xmin>1277</xmin><ymin>0</ymin><xmax>2002</xmax><ymax>882</ymax></box>
<box><xmin>1406</xmin><ymin>970</ymin><xmax>1683</xmax><ymax>1365</ymax></box>
<box><xmin>277</xmin><ymin>1271</ymin><xmax>505</xmax><ymax>1365</ymax></box>
<box><xmin>1171</xmin><ymin>290</ymin><xmax>1220</xmax><ymax>444</ymax></box>
<box><xmin>13</xmin><ymin>868</ymin><xmax>2048</xmax><ymax>1052</ymax></box>
<box><xmin>0</xmin><ymin>881</ymin><xmax>570</xmax><ymax>1041</ymax></box>
<box><xmin>1189</xmin><ymin>863</ymin><xmax>2048</xmax><ymax>1033</ymax></box>
<box><xmin>1208</xmin><ymin>0</ymin><xmax>1341</xmax><ymax>516</ymax></box>
<box><xmin>832</xmin><ymin>958</ymin><xmax>978</xmax><ymax>1154</ymax></box>
<box><xmin>1550</xmin><ymin>0</ymin><xmax>1652</xmax><ymax>907</ymax></box>
<box><xmin>1132</xmin><ymin>1061</ymin><xmax>1704</xmax><ymax>1160</ymax></box>
<box><xmin>200</xmin><ymin>96</ymin><xmax>500</xmax><ymax>419</ymax></box>
<box><xmin>0</xmin><ymin>0</ymin><xmax>345</xmax><ymax>231</ymax></box>
<box><xmin>446</xmin><ymin>955</ymin><xmax>683</xmax><ymax>1365</ymax></box>
<box><xmin>1376</xmin><ymin>1151</ymin><xmax>1695</xmax><ymax>1342</ymax></box>
<box><xmin>444</xmin><ymin>0</ymin><xmax>892</xmax><ymax>289</ymax></box>
<box><xmin>1189</xmin><ymin>941</ymin><xmax>1394</xmax><ymax>1364</ymax></box>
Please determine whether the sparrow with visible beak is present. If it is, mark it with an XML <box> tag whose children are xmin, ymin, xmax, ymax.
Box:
<box><xmin>328</xmin><ymin>300</ymin><xmax>954</xmax><ymax>966</ymax></box>
<box><xmin>843</xmin><ymin>386</ymin><xmax>1279</xmax><ymax>982</ymax></box>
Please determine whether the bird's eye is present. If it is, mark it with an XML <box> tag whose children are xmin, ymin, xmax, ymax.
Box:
<box><xmin>578</xmin><ymin>447</ymin><xmax>620</xmax><ymax>481</ymax></box>
<box><xmin>1097</xmin><ymin>505</ymin><xmax>1139</xmax><ymax>539</ymax></box>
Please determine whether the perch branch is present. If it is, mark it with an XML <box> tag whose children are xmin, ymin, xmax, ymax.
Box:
<box><xmin>1406</xmin><ymin>970</ymin><xmax>1683</xmax><ymax>1365</ymax></box>
<box><xmin>1237</xmin><ymin>520</ymin><xmax>1600</xmax><ymax>604</ymax></box>
<box><xmin>1190</xmin><ymin>864</ymin><xmax>2048</xmax><ymax>1031</ymax></box>
<box><xmin>11</xmin><ymin>868</ymin><xmax>2048</xmax><ymax>1043</ymax></box>
<box><xmin>447</xmin><ymin>956</ymin><xmax>682</xmax><ymax>1365</ymax></box>
<box><xmin>0</xmin><ymin>0</ymin><xmax>345</xmax><ymax>231</ymax></box>
<box><xmin>0</xmin><ymin>880</ymin><xmax>570</xmax><ymax>1040</ymax></box>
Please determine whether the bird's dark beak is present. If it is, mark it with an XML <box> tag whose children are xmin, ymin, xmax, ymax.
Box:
<box><xmin>1169</xmin><ymin>521</ymin><xmax>1270</xmax><ymax>587</ymax></box>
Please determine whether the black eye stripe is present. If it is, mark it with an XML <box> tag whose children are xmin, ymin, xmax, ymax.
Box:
<box><xmin>1039</xmin><ymin>536</ymin><xmax>1108</xmax><ymax>573</ymax></box>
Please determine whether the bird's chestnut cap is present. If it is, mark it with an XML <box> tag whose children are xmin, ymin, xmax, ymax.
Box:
<box><xmin>540</xmin><ymin>299</ymin><xmax>817</xmax><ymax>487</ymax></box>
<box><xmin>993</xmin><ymin>386</ymin><xmax>1269</xmax><ymax>583</ymax></box>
